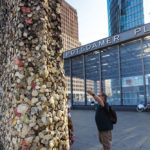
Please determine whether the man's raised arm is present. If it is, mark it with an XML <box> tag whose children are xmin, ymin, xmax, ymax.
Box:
<box><xmin>87</xmin><ymin>90</ymin><xmax>104</xmax><ymax>107</ymax></box>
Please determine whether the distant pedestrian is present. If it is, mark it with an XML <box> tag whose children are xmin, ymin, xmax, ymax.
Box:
<box><xmin>0</xmin><ymin>140</ymin><xmax>4</xmax><ymax>150</ymax></box>
<box><xmin>67</xmin><ymin>96</ymin><xmax>72</xmax><ymax>118</ymax></box>
<box><xmin>66</xmin><ymin>96</ymin><xmax>75</xmax><ymax>148</ymax></box>
<box><xmin>87</xmin><ymin>90</ymin><xmax>113</xmax><ymax>150</ymax></box>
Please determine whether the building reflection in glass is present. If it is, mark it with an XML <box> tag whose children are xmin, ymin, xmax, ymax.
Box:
<box><xmin>101</xmin><ymin>47</ymin><xmax>121</xmax><ymax>105</ymax></box>
<box><xmin>85</xmin><ymin>51</ymin><xmax>100</xmax><ymax>105</ymax></box>
<box><xmin>120</xmin><ymin>39</ymin><xmax>144</xmax><ymax>105</ymax></box>
<box><xmin>143</xmin><ymin>36</ymin><xmax>150</xmax><ymax>103</ymax></box>
<box><xmin>72</xmin><ymin>56</ymin><xmax>85</xmax><ymax>105</ymax></box>
<box><xmin>64</xmin><ymin>35</ymin><xmax>150</xmax><ymax>107</ymax></box>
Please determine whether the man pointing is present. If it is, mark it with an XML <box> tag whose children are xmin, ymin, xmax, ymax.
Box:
<box><xmin>87</xmin><ymin>90</ymin><xmax>113</xmax><ymax>150</ymax></box>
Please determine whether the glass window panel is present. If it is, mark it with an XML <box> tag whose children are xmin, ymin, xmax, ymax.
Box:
<box><xmin>120</xmin><ymin>39</ymin><xmax>144</xmax><ymax>105</ymax></box>
<box><xmin>64</xmin><ymin>59</ymin><xmax>71</xmax><ymax>97</ymax></box>
<box><xmin>143</xmin><ymin>36</ymin><xmax>150</xmax><ymax>103</ymax></box>
<box><xmin>72</xmin><ymin>56</ymin><xmax>85</xmax><ymax>105</ymax></box>
<box><xmin>85</xmin><ymin>51</ymin><xmax>100</xmax><ymax>105</ymax></box>
<box><xmin>101</xmin><ymin>46</ymin><xmax>121</xmax><ymax>105</ymax></box>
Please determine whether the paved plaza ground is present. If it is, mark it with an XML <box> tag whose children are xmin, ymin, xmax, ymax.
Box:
<box><xmin>71</xmin><ymin>110</ymin><xmax>150</xmax><ymax>150</ymax></box>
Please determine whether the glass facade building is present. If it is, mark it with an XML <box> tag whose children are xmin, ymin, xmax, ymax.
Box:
<box><xmin>63</xmin><ymin>23</ymin><xmax>150</xmax><ymax>109</ymax></box>
<box><xmin>107</xmin><ymin>0</ymin><xmax>144</xmax><ymax>36</ymax></box>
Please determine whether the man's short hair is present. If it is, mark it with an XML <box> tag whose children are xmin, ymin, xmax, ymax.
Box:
<box><xmin>98</xmin><ymin>92</ymin><xmax>107</xmax><ymax>101</ymax></box>
<box><xmin>66</xmin><ymin>96</ymin><xmax>70</xmax><ymax>100</ymax></box>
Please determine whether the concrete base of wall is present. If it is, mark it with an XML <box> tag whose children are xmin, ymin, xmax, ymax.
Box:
<box><xmin>72</xmin><ymin>105</ymin><xmax>137</xmax><ymax>111</ymax></box>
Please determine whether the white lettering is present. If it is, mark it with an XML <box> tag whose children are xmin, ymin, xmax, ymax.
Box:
<box><xmin>135</xmin><ymin>28</ymin><xmax>141</xmax><ymax>35</ymax></box>
<box><xmin>64</xmin><ymin>24</ymin><xmax>150</xmax><ymax>58</ymax></box>
<box><xmin>71</xmin><ymin>50</ymin><xmax>75</xmax><ymax>55</ymax></box>
<box><xmin>99</xmin><ymin>40</ymin><xmax>105</xmax><ymax>46</ymax></box>
<box><xmin>114</xmin><ymin>35</ymin><xmax>120</xmax><ymax>42</ymax></box>
<box><xmin>86</xmin><ymin>45</ymin><xmax>92</xmax><ymax>51</ymax></box>
<box><xmin>75</xmin><ymin>48</ymin><xmax>80</xmax><ymax>54</ymax></box>
<box><xmin>92</xmin><ymin>43</ymin><xmax>98</xmax><ymax>49</ymax></box>
<box><xmin>81</xmin><ymin>47</ymin><xmax>86</xmax><ymax>52</ymax></box>
<box><xmin>106</xmin><ymin>38</ymin><xmax>112</xmax><ymax>44</ymax></box>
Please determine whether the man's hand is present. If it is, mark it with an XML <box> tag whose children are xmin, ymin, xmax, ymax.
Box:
<box><xmin>87</xmin><ymin>90</ymin><xmax>94</xmax><ymax>96</ymax></box>
<box><xmin>87</xmin><ymin>90</ymin><xmax>104</xmax><ymax>107</ymax></box>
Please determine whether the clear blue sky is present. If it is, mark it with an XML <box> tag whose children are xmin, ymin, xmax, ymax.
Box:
<box><xmin>65</xmin><ymin>0</ymin><xmax>108</xmax><ymax>45</ymax></box>
<box><xmin>65</xmin><ymin>0</ymin><xmax>150</xmax><ymax>45</ymax></box>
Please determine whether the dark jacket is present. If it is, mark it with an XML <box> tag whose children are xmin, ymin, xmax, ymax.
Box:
<box><xmin>95</xmin><ymin>102</ymin><xmax>113</xmax><ymax>131</ymax></box>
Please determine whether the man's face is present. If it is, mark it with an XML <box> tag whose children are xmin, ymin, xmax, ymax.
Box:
<box><xmin>98</xmin><ymin>93</ymin><xmax>105</xmax><ymax>101</ymax></box>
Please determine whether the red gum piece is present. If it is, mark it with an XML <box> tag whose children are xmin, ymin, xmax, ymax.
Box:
<box><xmin>25</xmin><ymin>18</ymin><xmax>33</xmax><ymax>24</ymax></box>
<box><xmin>21</xmin><ymin>7</ymin><xmax>31</xmax><ymax>13</ymax></box>
<box><xmin>17</xmin><ymin>113</ymin><xmax>21</xmax><ymax>117</ymax></box>
<box><xmin>15</xmin><ymin>59</ymin><xmax>20</xmax><ymax>65</ymax></box>
<box><xmin>15</xmin><ymin>59</ymin><xmax>24</xmax><ymax>67</ymax></box>
<box><xmin>14</xmin><ymin>108</ymin><xmax>18</xmax><ymax>115</ymax></box>
<box><xmin>31</xmin><ymin>82</ymin><xmax>36</xmax><ymax>88</ymax></box>
<box><xmin>27</xmin><ymin>108</ymin><xmax>30</xmax><ymax>112</ymax></box>
<box><xmin>23</xmin><ymin>146</ymin><xmax>30</xmax><ymax>150</ymax></box>
<box><xmin>17</xmin><ymin>84</ymin><xmax>23</xmax><ymax>88</ymax></box>
<box><xmin>14</xmin><ymin>108</ymin><xmax>21</xmax><ymax>117</ymax></box>
<box><xmin>22</xmin><ymin>140</ymin><xmax>26</xmax><ymax>146</ymax></box>
<box><xmin>18</xmin><ymin>61</ymin><xmax>24</xmax><ymax>67</ymax></box>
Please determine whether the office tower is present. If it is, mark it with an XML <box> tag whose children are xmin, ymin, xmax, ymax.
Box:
<box><xmin>61</xmin><ymin>0</ymin><xmax>81</xmax><ymax>52</ymax></box>
<box><xmin>107</xmin><ymin>0</ymin><xmax>144</xmax><ymax>36</ymax></box>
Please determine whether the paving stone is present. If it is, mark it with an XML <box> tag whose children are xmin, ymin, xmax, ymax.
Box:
<box><xmin>71</xmin><ymin>110</ymin><xmax>150</xmax><ymax>150</ymax></box>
